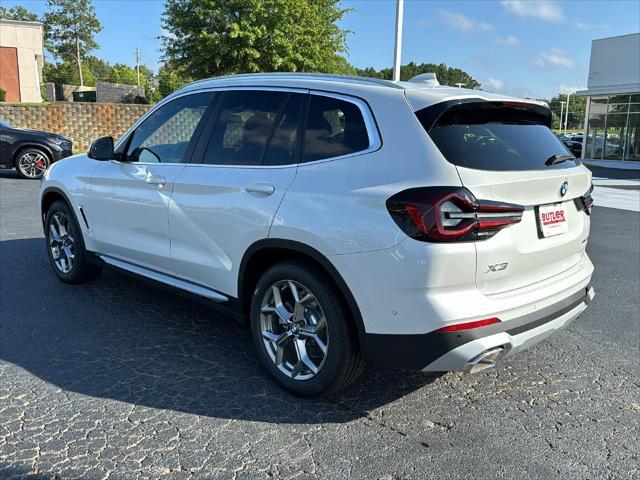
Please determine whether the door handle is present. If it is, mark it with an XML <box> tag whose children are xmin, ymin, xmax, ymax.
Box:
<box><xmin>245</xmin><ymin>182</ymin><xmax>275</xmax><ymax>196</ymax></box>
<box><xmin>146</xmin><ymin>172</ymin><xmax>166</xmax><ymax>187</ymax></box>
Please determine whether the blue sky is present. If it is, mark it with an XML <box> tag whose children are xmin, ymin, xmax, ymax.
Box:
<box><xmin>8</xmin><ymin>0</ymin><xmax>640</xmax><ymax>99</ymax></box>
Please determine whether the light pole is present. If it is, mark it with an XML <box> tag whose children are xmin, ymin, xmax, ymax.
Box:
<box><xmin>392</xmin><ymin>0</ymin><xmax>404</xmax><ymax>82</ymax></box>
<box><xmin>559</xmin><ymin>101</ymin><xmax>565</xmax><ymax>133</ymax></box>
<box><xmin>564</xmin><ymin>91</ymin><xmax>571</xmax><ymax>135</ymax></box>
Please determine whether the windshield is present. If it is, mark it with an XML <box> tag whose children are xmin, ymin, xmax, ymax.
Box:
<box><xmin>0</xmin><ymin>119</ymin><xmax>12</xmax><ymax>129</ymax></box>
<box><xmin>417</xmin><ymin>101</ymin><xmax>578</xmax><ymax>171</ymax></box>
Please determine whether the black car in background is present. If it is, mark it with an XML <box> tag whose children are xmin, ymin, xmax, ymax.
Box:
<box><xmin>0</xmin><ymin>119</ymin><xmax>73</xmax><ymax>179</ymax></box>
<box><xmin>556</xmin><ymin>134</ymin><xmax>583</xmax><ymax>158</ymax></box>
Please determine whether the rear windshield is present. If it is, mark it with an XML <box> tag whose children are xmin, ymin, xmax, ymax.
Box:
<box><xmin>417</xmin><ymin>101</ymin><xmax>579</xmax><ymax>171</ymax></box>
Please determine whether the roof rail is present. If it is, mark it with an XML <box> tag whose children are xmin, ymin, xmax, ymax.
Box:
<box><xmin>175</xmin><ymin>72</ymin><xmax>405</xmax><ymax>93</ymax></box>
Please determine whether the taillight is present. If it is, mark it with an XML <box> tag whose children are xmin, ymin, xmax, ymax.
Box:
<box><xmin>386</xmin><ymin>186</ymin><xmax>524</xmax><ymax>242</ymax></box>
<box><xmin>576</xmin><ymin>183</ymin><xmax>594</xmax><ymax>215</ymax></box>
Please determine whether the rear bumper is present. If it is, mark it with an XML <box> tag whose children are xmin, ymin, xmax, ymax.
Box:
<box><xmin>361</xmin><ymin>286</ymin><xmax>594</xmax><ymax>371</ymax></box>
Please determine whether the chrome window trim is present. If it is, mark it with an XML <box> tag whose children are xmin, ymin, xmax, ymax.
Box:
<box><xmin>114</xmin><ymin>85</ymin><xmax>382</xmax><ymax>168</ymax></box>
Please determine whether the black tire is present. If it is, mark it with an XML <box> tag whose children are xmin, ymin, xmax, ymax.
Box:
<box><xmin>44</xmin><ymin>200</ymin><xmax>102</xmax><ymax>284</ymax></box>
<box><xmin>250</xmin><ymin>262</ymin><xmax>365</xmax><ymax>397</ymax></box>
<box><xmin>15</xmin><ymin>148</ymin><xmax>51</xmax><ymax>180</ymax></box>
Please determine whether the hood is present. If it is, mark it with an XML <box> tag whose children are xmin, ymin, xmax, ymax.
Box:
<box><xmin>14</xmin><ymin>127</ymin><xmax>72</xmax><ymax>142</ymax></box>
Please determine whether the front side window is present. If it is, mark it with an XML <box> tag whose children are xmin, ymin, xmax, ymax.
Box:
<box><xmin>202</xmin><ymin>90</ymin><xmax>302</xmax><ymax>166</ymax></box>
<box><xmin>302</xmin><ymin>95</ymin><xmax>370</xmax><ymax>163</ymax></box>
<box><xmin>125</xmin><ymin>92</ymin><xmax>214</xmax><ymax>163</ymax></box>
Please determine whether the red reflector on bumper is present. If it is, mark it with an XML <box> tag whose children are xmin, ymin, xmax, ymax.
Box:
<box><xmin>437</xmin><ymin>317</ymin><xmax>501</xmax><ymax>332</ymax></box>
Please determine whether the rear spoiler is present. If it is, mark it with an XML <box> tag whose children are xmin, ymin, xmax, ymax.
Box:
<box><xmin>415</xmin><ymin>98</ymin><xmax>552</xmax><ymax>132</ymax></box>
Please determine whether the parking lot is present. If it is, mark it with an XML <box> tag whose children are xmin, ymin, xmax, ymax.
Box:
<box><xmin>0</xmin><ymin>167</ymin><xmax>638</xmax><ymax>480</ymax></box>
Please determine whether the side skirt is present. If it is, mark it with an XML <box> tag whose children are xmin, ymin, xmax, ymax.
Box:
<box><xmin>93</xmin><ymin>253</ymin><xmax>244</xmax><ymax>323</ymax></box>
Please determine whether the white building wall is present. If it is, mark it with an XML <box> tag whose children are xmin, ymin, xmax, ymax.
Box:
<box><xmin>585</xmin><ymin>33</ymin><xmax>640</xmax><ymax>95</ymax></box>
<box><xmin>0</xmin><ymin>20</ymin><xmax>44</xmax><ymax>103</ymax></box>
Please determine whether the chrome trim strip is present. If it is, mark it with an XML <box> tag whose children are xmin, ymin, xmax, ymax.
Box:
<box><xmin>115</xmin><ymin>86</ymin><xmax>383</xmax><ymax>169</ymax></box>
<box><xmin>99</xmin><ymin>255</ymin><xmax>228</xmax><ymax>303</ymax></box>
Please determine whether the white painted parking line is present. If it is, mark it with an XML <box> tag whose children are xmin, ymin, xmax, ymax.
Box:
<box><xmin>592</xmin><ymin>186</ymin><xmax>640</xmax><ymax>212</ymax></box>
<box><xmin>592</xmin><ymin>178</ymin><xmax>640</xmax><ymax>187</ymax></box>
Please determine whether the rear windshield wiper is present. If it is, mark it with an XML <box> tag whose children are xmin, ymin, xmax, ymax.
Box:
<box><xmin>545</xmin><ymin>154</ymin><xmax>575</xmax><ymax>166</ymax></box>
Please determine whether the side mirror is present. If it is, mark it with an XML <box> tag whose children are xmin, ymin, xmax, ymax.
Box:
<box><xmin>88</xmin><ymin>136</ymin><xmax>114</xmax><ymax>160</ymax></box>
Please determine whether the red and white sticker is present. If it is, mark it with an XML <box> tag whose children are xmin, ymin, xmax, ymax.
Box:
<box><xmin>539</xmin><ymin>203</ymin><xmax>568</xmax><ymax>237</ymax></box>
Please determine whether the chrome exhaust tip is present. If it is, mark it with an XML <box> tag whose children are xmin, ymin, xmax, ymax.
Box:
<box><xmin>463</xmin><ymin>347</ymin><xmax>505</xmax><ymax>374</ymax></box>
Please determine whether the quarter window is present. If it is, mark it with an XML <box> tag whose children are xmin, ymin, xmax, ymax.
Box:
<box><xmin>302</xmin><ymin>95</ymin><xmax>370</xmax><ymax>163</ymax></box>
<box><xmin>202</xmin><ymin>90</ymin><xmax>302</xmax><ymax>166</ymax></box>
<box><xmin>125</xmin><ymin>92</ymin><xmax>214</xmax><ymax>163</ymax></box>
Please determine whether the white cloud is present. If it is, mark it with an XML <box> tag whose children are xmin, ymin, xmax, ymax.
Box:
<box><xmin>495</xmin><ymin>35</ymin><xmax>520</xmax><ymax>46</ymax></box>
<box><xmin>531</xmin><ymin>57</ymin><xmax>546</xmax><ymax>68</ymax></box>
<box><xmin>439</xmin><ymin>10</ymin><xmax>493</xmax><ymax>33</ymax></box>
<box><xmin>557</xmin><ymin>85</ymin><xmax>585</xmax><ymax>94</ymax></box>
<box><xmin>533</xmin><ymin>48</ymin><xmax>575</xmax><ymax>68</ymax></box>
<box><xmin>574</xmin><ymin>19</ymin><xmax>610</xmax><ymax>30</ymax></box>
<box><xmin>484</xmin><ymin>77</ymin><xmax>505</xmax><ymax>92</ymax></box>
<box><xmin>501</xmin><ymin>0</ymin><xmax>564</xmax><ymax>22</ymax></box>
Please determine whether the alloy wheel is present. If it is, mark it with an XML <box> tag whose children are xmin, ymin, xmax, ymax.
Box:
<box><xmin>260</xmin><ymin>280</ymin><xmax>329</xmax><ymax>380</ymax></box>
<box><xmin>18</xmin><ymin>151</ymin><xmax>49</xmax><ymax>178</ymax></box>
<box><xmin>49</xmin><ymin>212</ymin><xmax>75</xmax><ymax>274</ymax></box>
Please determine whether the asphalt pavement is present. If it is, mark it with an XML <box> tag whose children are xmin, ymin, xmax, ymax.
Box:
<box><xmin>0</xmin><ymin>168</ymin><xmax>638</xmax><ymax>480</ymax></box>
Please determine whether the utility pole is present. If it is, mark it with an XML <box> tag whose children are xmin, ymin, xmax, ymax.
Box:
<box><xmin>135</xmin><ymin>48</ymin><xmax>141</xmax><ymax>87</ymax></box>
<box><xmin>455</xmin><ymin>82</ymin><xmax>466</xmax><ymax>88</ymax></box>
<box><xmin>392</xmin><ymin>0</ymin><xmax>404</xmax><ymax>82</ymax></box>
<box><xmin>564</xmin><ymin>91</ymin><xmax>571</xmax><ymax>135</ymax></box>
<box><xmin>559</xmin><ymin>101</ymin><xmax>566</xmax><ymax>133</ymax></box>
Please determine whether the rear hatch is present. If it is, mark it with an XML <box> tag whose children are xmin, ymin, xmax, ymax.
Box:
<box><xmin>414</xmin><ymin>98</ymin><xmax>592</xmax><ymax>295</ymax></box>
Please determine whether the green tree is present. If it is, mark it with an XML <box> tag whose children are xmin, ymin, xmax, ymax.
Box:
<box><xmin>0</xmin><ymin>5</ymin><xmax>40</xmax><ymax>21</ymax></box>
<box><xmin>546</xmin><ymin>93</ymin><xmax>587</xmax><ymax>131</ymax></box>
<box><xmin>356</xmin><ymin>62</ymin><xmax>481</xmax><ymax>89</ymax></box>
<box><xmin>44</xmin><ymin>0</ymin><xmax>102</xmax><ymax>87</ymax></box>
<box><xmin>160</xmin><ymin>0</ymin><xmax>352</xmax><ymax>79</ymax></box>
<box><xmin>43</xmin><ymin>60</ymin><xmax>97</xmax><ymax>87</ymax></box>
<box><xmin>156</xmin><ymin>62</ymin><xmax>191</xmax><ymax>99</ymax></box>
<box><xmin>84</xmin><ymin>56</ymin><xmax>112</xmax><ymax>83</ymax></box>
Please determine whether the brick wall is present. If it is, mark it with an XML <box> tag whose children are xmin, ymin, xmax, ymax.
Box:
<box><xmin>0</xmin><ymin>46</ymin><xmax>20</xmax><ymax>102</ymax></box>
<box><xmin>0</xmin><ymin>102</ymin><xmax>151</xmax><ymax>151</ymax></box>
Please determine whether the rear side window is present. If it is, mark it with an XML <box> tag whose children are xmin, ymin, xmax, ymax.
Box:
<box><xmin>202</xmin><ymin>90</ymin><xmax>301</xmax><ymax>166</ymax></box>
<box><xmin>302</xmin><ymin>95</ymin><xmax>370</xmax><ymax>163</ymax></box>
<box><xmin>418</xmin><ymin>101</ymin><xmax>579</xmax><ymax>171</ymax></box>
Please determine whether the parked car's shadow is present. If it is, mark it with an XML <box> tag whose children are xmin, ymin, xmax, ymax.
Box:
<box><xmin>0</xmin><ymin>169</ymin><xmax>20</xmax><ymax>179</ymax></box>
<box><xmin>0</xmin><ymin>237</ymin><xmax>442</xmax><ymax>424</ymax></box>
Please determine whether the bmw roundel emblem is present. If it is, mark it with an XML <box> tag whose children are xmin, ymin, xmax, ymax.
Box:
<box><xmin>560</xmin><ymin>181</ymin><xmax>569</xmax><ymax>197</ymax></box>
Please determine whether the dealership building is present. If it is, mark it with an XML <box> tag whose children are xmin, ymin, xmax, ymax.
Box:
<box><xmin>577</xmin><ymin>33</ymin><xmax>640</xmax><ymax>167</ymax></box>
<box><xmin>0</xmin><ymin>19</ymin><xmax>44</xmax><ymax>103</ymax></box>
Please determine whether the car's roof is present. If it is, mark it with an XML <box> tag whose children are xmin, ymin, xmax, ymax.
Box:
<box><xmin>172</xmin><ymin>72</ymin><xmax>548</xmax><ymax>110</ymax></box>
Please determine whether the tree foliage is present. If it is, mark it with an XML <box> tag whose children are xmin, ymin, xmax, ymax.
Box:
<box><xmin>356</xmin><ymin>62</ymin><xmax>481</xmax><ymax>89</ymax></box>
<box><xmin>108</xmin><ymin>63</ymin><xmax>151</xmax><ymax>89</ymax></box>
<box><xmin>43</xmin><ymin>60</ymin><xmax>97</xmax><ymax>87</ymax></box>
<box><xmin>160</xmin><ymin>0</ymin><xmax>352</xmax><ymax>79</ymax></box>
<box><xmin>545</xmin><ymin>93</ymin><xmax>587</xmax><ymax>131</ymax></box>
<box><xmin>156</xmin><ymin>62</ymin><xmax>192</xmax><ymax>100</ymax></box>
<box><xmin>44</xmin><ymin>0</ymin><xmax>102</xmax><ymax>86</ymax></box>
<box><xmin>0</xmin><ymin>6</ymin><xmax>40</xmax><ymax>21</ymax></box>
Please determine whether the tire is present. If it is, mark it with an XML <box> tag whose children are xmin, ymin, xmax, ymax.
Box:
<box><xmin>250</xmin><ymin>262</ymin><xmax>365</xmax><ymax>397</ymax></box>
<box><xmin>15</xmin><ymin>148</ymin><xmax>51</xmax><ymax>180</ymax></box>
<box><xmin>44</xmin><ymin>200</ymin><xmax>102</xmax><ymax>284</ymax></box>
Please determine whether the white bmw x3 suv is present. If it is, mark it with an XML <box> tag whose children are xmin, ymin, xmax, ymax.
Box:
<box><xmin>40</xmin><ymin>73</ymin><xmax>595</xmax><ymax>396</ymax></box>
